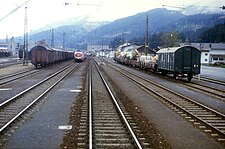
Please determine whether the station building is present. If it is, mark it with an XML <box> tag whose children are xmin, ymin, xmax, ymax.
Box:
<box><xmin>0</xmin><ymin>37</ymin><xmax>22</xmax><ymax>57</ymax></box>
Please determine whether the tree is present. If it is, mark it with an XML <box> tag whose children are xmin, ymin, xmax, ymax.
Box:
<box><xmin>160</xmin><ymin>31</ymin><xmax>182</xmax><ymax>47</ymax></box>
<box><xmin>199</xmin><ymin>23</ymin><xmax>225</xmax><ymax>43</ymax></box>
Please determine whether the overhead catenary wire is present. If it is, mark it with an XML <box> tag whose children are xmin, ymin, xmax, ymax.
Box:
<box><xmin>163</xmin><ymin>0</ymin><xmax>224</xmax><ymax>11</ymax></box>
<box><xmin>0</xmin><ymin>0</ymin><xmax>32</xmax><ymax>23</ymax></box>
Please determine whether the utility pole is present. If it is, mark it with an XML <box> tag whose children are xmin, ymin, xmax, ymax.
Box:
<box><xmin>62</xmin><ymin>32</ymin><xmax>65</xmax><ymax>50</ymax></box>
<box><xmin>23</xmin><ymin>5</ymin><xmax>28</xmax><ymax>66</ymax></box>
<box><xmin>51</xmin><ymin>29</ymin><xmax>54</xmax><ymax>48</ymax></box>
<box><xmin>145</xmin><ymin>14</ymin><xmax>149</xmax><ymax>56</ymax></box>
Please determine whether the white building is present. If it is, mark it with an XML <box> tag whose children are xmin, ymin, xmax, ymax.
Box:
<box><xmin>87</xmin><ymin>44</ymin><xmax>111</xmax><ymax>57</ymax></box>
<box><xmin>0</xmin><ymin>37</ymin><xmax>19</xmax><ymax>57</ymax></box>
<box><xmin>181</xmin><ymin>43</ymin><xmax>225</xmax><ymax>65</ymax></box>
<box><xmin>8</xmin><ymin>37</ymin><xmax>16</xmax><ymax>56</ymax></box>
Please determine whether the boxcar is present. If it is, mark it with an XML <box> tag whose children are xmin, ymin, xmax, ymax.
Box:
<box><xmin>157</xmin><ymin>45</ymin><xmax>201</xmax><ymax>82</ymax></box>
<box><xmin>31</xmin><ymin>46</ymin><xmax>48</xmax><ymax>68</ymax></box>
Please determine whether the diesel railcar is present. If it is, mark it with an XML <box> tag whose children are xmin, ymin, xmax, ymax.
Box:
<box><xmin>74</xmin><ymin>50</ymin><xmax>86</xmax><ymax>62</ymax></box>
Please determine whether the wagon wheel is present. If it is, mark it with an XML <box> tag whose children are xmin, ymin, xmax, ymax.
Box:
<box><xmin>173</xmin><ymin>73</ymin><xmax>178</xmax><ymax>80</ymax></box>
<box><xmin>187</xmin><ymin>73</ymin><xmax>193</xmax><ymax>82</ymax></box>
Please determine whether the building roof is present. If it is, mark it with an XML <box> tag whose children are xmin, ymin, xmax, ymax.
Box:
<box><xmin>184</xmin><ymin>43</ymin><xmax>225</xmax><ymax>51</ymax></box>
<box><xmin>157</xmin><ymin>46</ymin><xmax>200</xmax><ymax>54</ymax></box>
<box><xmin>157</xmin><ymin>47</ymin><xmax>178</xmax><ymax>53</ymax></box>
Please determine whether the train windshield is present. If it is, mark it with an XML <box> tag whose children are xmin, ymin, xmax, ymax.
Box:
<box><xmin>75</xmin><ymin>53</ymin><xmax>83</xmax><ymax>57</ymax></box>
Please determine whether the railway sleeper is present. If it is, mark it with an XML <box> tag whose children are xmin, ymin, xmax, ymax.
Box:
<box><xmin>214</xmin><ymin>126</ymin><xmax>225</xmax><ymax>129</ymax></box>
<box><xmin>95</xmin><ymin>138</ymin><xmax>130</xmax><ymax>142</ymax></box>
<box><xmin>95</xmin><ymin>133</ymin><xmax>129</xmax><ymax>137</ymax></box>
<box><xmin>210</xmin><ymin>123</ymin><xmax>225</xmax><ymax>126</ymax></box>
<box><xmin>191</xmin><ymin>112</ymin><xmax>215</xmax><ymax>115</ymax></box>
<box><xmin>95</xmin><ymin>143</ymin><xmax>133</xmax><ymax>148</ymax></box>
<box><xmin>204</xmin><ymin>120</ymin><xmax>225</xmax><ymax>123</ymax></box>
<box><xmin>201</xmin><ymin>117</ymin><xmax>223</xmax><ymax>120</ymax></box>
<box><xmin>195</xmin><ymin>114</ymin><xmax>217</xmax><ymax>117</ymax></box>
<box><xmin>94</xmin><ymin>129</ymin><xmax>128</xmax><ymax>133</ymax></box>
<box><xmin>94</xmin><ymin>123</ymin><xmax>122</xmax><ymax>126</ymax></box>
<box><xmin>93</xmin><ymin>117</ymin><xmax>120</xmax><ymax>120</ymax></box>
<box><xmin>93</xmin><ymin>120</ymin><xmax>121</xmax><ymax>123</ymax></box>
<box><xmin>94</xmin><ymin>126</ymin><xmax>124</xmax><ymax>130</ymax></box>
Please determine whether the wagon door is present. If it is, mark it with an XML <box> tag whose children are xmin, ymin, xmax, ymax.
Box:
<box><xmin>31</xmin><ymin>49</ymin><xmax>37</xmax><ymax>65</ymax></box>
<box><xmin>183</xmin><ymin>47</ymin><xmax>192</xmax><ymax>73</ymax></box>
<box><xmin>191</xmin><ymin>48</ymin><xmax>201</xmax><ymax>75</ymax></box>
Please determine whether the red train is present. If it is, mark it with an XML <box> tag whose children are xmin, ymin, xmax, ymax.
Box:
<box><xmin>30</xmin><ymin>45</ymin><xmax>74</xmax><ymax>68</ymax></box>
<box><xmin>74</xmin><ymin>50</ymin><xmax>86</xmax><ymax>62</ymax></box>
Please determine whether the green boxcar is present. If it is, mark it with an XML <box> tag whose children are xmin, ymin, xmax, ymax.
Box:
<box><xmin>157</xmin><ymin>45</ymin><xmax>201</xmax><ymax>82</ymax></box>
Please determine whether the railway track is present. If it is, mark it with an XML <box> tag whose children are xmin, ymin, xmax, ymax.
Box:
<box><xmin>83</xmin><ymin>60</ymin><xmax>151</xmax><ymax>148</ymax></box>
<box><xmin>108</xmin><ymin>61</ymin><xmax>225</xmax><ymax>145</ymax></box>
<box><xmin>0</xmin><ymin>61</ymin><xmax>23</xmax><ymax>69</ymax></box>
<box><xmin>181</xmin><ymin>81</ymin><xmax>225</xmax><ymax>100</ymax></box>
<box><xmin>0</xmin><ymin>63</ymin><xmax>79</xmax><ymax>134</ymax></box>
<box><xmin>194</xmin><ymin>76</ymin><xmax>225</xmax><ymax>86</ymax></box>
<box><xmin>0</xmin><ymin>69</ymin><xmax>42</xmax><ymax>86</ymax></box>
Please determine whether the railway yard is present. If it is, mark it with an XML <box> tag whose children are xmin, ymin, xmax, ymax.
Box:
<box><xmin>0</xmin><ymin>57</ymin><xmax>225</xmax><ymax>149</ymax></box>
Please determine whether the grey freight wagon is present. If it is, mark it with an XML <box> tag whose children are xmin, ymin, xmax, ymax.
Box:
<box><xmin>157</xmin><ymin>45</ymin><xmax>201</xmax><ymax>82</ymax></box>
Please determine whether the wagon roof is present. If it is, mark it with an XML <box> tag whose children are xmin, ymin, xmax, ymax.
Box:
<box><xmin>157</xmin><ymin>45</ymin><xmax>200</xmax><ymax>54</ymax></box>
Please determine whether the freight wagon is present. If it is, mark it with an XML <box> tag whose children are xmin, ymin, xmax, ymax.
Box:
<box><xmin>30</xmin><ymin>45</ymin><xmax>73</xmax><ymax>68</ymax></box>
<box><xmin>0</xmin><ymin>49</ymin><xmax>10</xmax><ymax>57</ymax></box>
<box><xmin>157</xmin><ymin>46</ymin><xmax>201</xmax><ymax>82</ymax></box>
<box><xmin>114</xmin><ymin>44</ymin><xmax>201</xmax><ymax>82</ymax></box>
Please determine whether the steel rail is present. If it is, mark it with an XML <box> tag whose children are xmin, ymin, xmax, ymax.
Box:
<box><xmin>181</xmin><ymin>82</ymin><xmax>225</xmax><ymax>99</ymax></box>
<box><xmin>0</xmin><ymin>69</ymin><xmax>32</xmax><ymax>80</ymax></box>
<box><xmin>194</xmin><ymin>76</ymin><xmax>225</xmax><ymax>86</ymax></box>
<box><xmin>0</xmin><ymin>63</ymin><xmax>74</xmax><ymax>108</ymax></box>
<box><xmin>110</xmin><ymin>62</ymin><xmax>225</xmax><ymax>118</ymax></box>
<box><xmin>0</xmin><ymin>63</ymin><xmax>78</xmax><ymax>133</ymax></box>
<box><xmin>109</xmin><ymin>63</ymin><xmax>225</xmax><ymax>139</ymax></box>
<box><xmin>0</xmin><ymin>69</ymin><xmax>41</xmax><ymax>86</ymax></box>
<box><xmin>88</xmin><ymin>61</ymin><xmax>93</xmax><ymax>149</ymax></box>
<box><xmin>94</xmin><ymin>60</ymin><xmax>143</xmax><ymax>149</ymax></box>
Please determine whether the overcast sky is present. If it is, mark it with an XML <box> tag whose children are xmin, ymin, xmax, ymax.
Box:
<box><xmin>0</xmin><ymin>0</ymin><xmax>224</xmax><ymax>39</ymax></box>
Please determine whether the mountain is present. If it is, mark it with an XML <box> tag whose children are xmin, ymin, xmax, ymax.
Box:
<box><xmin>160</xmin><ymin>13</ymin><xmax>225</xmax><ymax>41</ymax></box>
<box><xmin>199</xmin><ymin>23</ymin><xmax>225</xmax><ymax>43</ymax></box>
<box><xmin>13</xmin><ymin>8</ymin><xmax>225</xmax><ymax>49</ymax></box>
<box><xmin>14</xmin><ymin>17</ymin><xmax>109</xmax><ymax>48</ymax></box>
<box><xmin>71</xmin><ymin>8</ymin><xmax>186</xmax><ymax>47</ymax></box>
<box><xmin>181</xmin><ymin>1</ymin><xmax>225</xmax><ymax>15</ymax></box>
<box><xmin>80</xmin><ymin>8</ymin><xmax>225</xmax><ymax>46</ymax></box>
